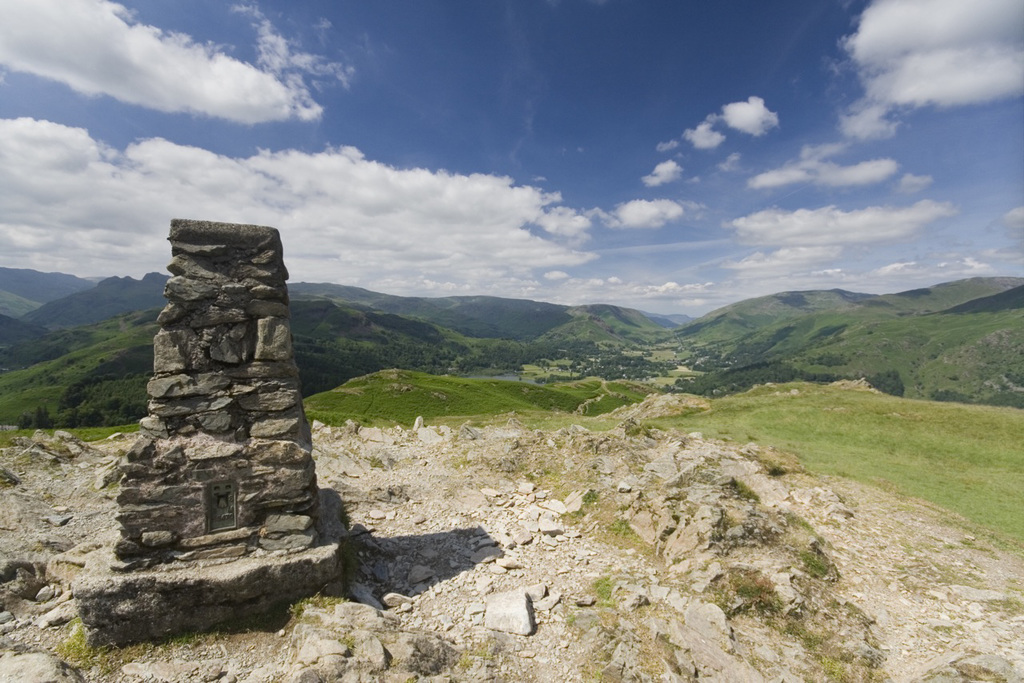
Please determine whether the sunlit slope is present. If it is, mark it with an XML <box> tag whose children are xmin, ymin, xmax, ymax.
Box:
<box><xmin>304</xmin><ymin>369</ymin><xmax>653</xmax><ymax>426</ymax></box>
<box><xmin>651</xmin><ymin>382</ymin><xmax>1024</xmax><ymax>544</ymax></box>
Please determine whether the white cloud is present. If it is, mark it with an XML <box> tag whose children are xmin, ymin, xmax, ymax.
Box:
<box><xmin>720</xmin><ymin>96</ymin><xmax>780</xmax><ymax>136</ymax></box>
<box><xmin>656</xmin><ymin>139</ymin><xmax>680</xmax><ymax>153</ymax></box>
<box><xmin>841</xmin><ymin>0</ymin><xmax>1024</xmax><ymax>139</ymax></box>
<box><xmin>0</xmin><ymin>117</ymin><xmax>597</xmax><ymax>290</ymax></box>
<box><xmin>603</xmin><ymin>199</ymin><xmax>686</xmax><ymax>229</ymax></box>
<box><xmin>683</xmin><ymin>118</ymin><xmax>725</xmax><ymax>150</ymax></box>
<box><xmin>722</xmin><ymin>246</ymin><xmax>844</xmax><ymax>276</ymax></box>
<box><xmin>897</xmin><ymin>173</ymin><xmax>934</xmax><ymax>193</ymax></box>
<box><xmin>641</xmin><ymin>160</ymin><xmax>683</xmax><ymax>187</ymax></box>
<box><xmin>535</xmin><ymin>276</ymin><xmax>715</xmax><ymax>312</ymax></box>
<box><xmin>748</xmin><ymin>143</ymin><xmax>900</xmax><ymax>190</ymax></box>
<box><xmin>717</xmin><ymin>153</ymin><xmax>742</xmax><ymax>172</ymax></box>
<box><xmin>728</xmin><ymin>200</ymin><xmax>958</xmax><ymax>247</ymax></box>
<box><xmin>532</xmin><ymin>206</ymin><xmax>592</xmax><ymax>242</ymax></box>
<box><xmin>544</xmin><ymin>270</ymin><xmax>570</xmax><ymax>280</ymax></box>
<box><xmin>838</xmin><ymin>102</ymin><xmax>900</xmax><ymax>140</ymax></box>
<box><xmin>0</xmin><ymin>0</ymin><xmax>344</xmax><ymax>123</ymax></box>
<box><xmin>1003</xmin><ymin>206</ymin><xmax>1024</xmax><ymax>230</ymax></box>
<box><xmin>683</xmin><ymin>96</ymin><xmax>779</xmax><ymax>149</ymax></box>
<box><xmin>233</xmin><ymin>4</ymin><xmax>354</xmax><ymax>88</ymax></box>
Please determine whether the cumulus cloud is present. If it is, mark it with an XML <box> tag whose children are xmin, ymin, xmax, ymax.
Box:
<box><xmin>720</xmin><ymin>96</ymin><xmax>780</xmax><ymax>136</ymax></box>
<box><xmin>0</xmin><ymin>0</ymin><xmax>347</xmax><ymax>123</ymax></box>
<box><xmin>641</xmin><ymin>160</ymin><xmax>683</xmax><ymax>187</ymax></box>
<box><xmin>748</xmin><ymin>143</ymin><xmax>899</xmax><ymax>190</ymax></box>
<box><xmin>841</xmin><ymin>0</ymin><xmax>1024</xmax><ymax>139</ymax></box>
<box><xmin>602</xmin><ymin>199</ymin><xmax>686</xmax><ymax>229</ymax></box>
<box><xmin>683</xmin><ymin>96</ymin><xmax>779</xmax><ymax>149</ymax></box>
<box><xmin>683</xmin><ymin>119</ymin><xmax>725</xmax><ymax>150</ymax></box>
<box><xmin>0</xmin><ymin>117</ymin><xmax>596</xmax><ymax>291</ymax></box>
<box><xmin>728</xmin><ymin>200</ymin><xmax>958</xmax><ymax>246</ymax></box>
<box><xmin>655</xmin><ymin>139</ymin><xmax>680</xmax><ymax>153</ymax></box>
<box><xmin>897</xmin><ymin>173</ymin><xmax>934</xmax><ymax>193</ymax></box>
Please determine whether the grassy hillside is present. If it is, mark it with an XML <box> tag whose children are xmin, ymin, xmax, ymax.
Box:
<box><xmin>0</xmin><ymin>291</ymin><xmax>44</xmax><ymax>319</ymax></box>
<box><xmin>793</xmin><ymin>307</ymin><xmax>1024</xmax><ymax>405</ymax></box>
<box><xmin>676</xmin><ymin>277</ymin><xmax>1024</xmax><ymax>407</ymax></box>
<box><xmin>650</xmin><ymin>382</ymin><xmax>1024</xmax><ymax>545</ymax></box>
<box><xmin>0</xmin><ymin>310</ymin><xmax>158</xmax><ymax>425</ymax></box>
<box><xmin>543</xmin><ymin>304</ymin><xmax>670</xmax><ymax>344</ymax></box>
<box><xmin>677</xmin><ymin>278</ymin><xmax>1021</xmax><ymax>350</ymax></box>
<box><xmin>0</xmin><ymin>266</ymin><xmax>95</xmax><ymax>315</ymax></box>
<box><xmin>675</xmin><ymin>289</ymin><xmax>871</xmax><ymax>344</ymax></box>
<box><xmin>291</xmin><ymin>283</ymin><xmax>573</xmax><ymax>340</ymax></box>
<box><xmin>0</xmin><ymin>314</ymin><xmax>47</xmax><ymax>348</ymax></box>
<box><xmin>291</xmin><ymin>282</ymin><xmax>670</xmax><ymax>344</ymax></box>
<box><xmin>21</xmin><ymin>273</ymin><xmax>168</xmax><ymax>329</ymax></box>
<box><xmin>304</xmin><ymin>369</ymin><xmax>653</xmax><ymax>426</ymax></box>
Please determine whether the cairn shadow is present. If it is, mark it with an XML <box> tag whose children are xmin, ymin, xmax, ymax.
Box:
<box><xmin>325</xmin><ymin>485</ymin><xmax>500</xmax><ymax>604</ymax></box>
<box><xmin>346</xmin><ymin>525</ymin><xmax>499</xmax><ymax>603</ymax></box>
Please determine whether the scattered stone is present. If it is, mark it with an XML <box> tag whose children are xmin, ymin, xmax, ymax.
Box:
<box><xmin>350</xmin><ymin>583</ymin><xmax>384</xmax><ymax>610</ymax></box>
<box><xmin>563</xmin><ymin>490</ymin><xmax>587</xmax><ymax>513</ymax></box>
<box><xmin>496</xmin><ymin>556</ymin><xmax>523</xmax><ymax>570</ymax></box>
<box><xmin>382</xmin><ymin>592</ymin><xmax>413</xmax><ymax>608</ymax></box>
<box><xmin>0</xmin><ymin>650</ymin><xmax>85</xmax><ymax>682</ymax></box>
<box><xmin>34</xmin><ymin>585</ymin><xmax>56</xmax><ymax>602</ymax></box>
<box><xmin>534</xmin><ymin>591</ymin><xmax>562</xmax><ymax>611</ymax></box>
<box><xmin>513</xmin><ymin>529</ymin><xmax>535</xmax><ymax>546</ymax></box>
<box><xmin>525</xmin><ymin>584</ymin><xmax>548</xmax><ymax>602</ymax></box>
<box><xmin>408</xmin><ymin>565</ymin><xmax>435</xmax><ymax>585</ymax></box>
<box><xmin>485</xmin><ymin>589</ymin><xmax>535</xmax><ymax>636</ymax></box>
<box><xmin>538</xmin><ymin>512</ymin><xmax>563</xmax><ymax>537</ymax></box>
<box><xmin>34</xmin><ymin>601</ymin><xmax>77</xmax><ymax>629</ymax></box>
<box><xmin>44</xmin><ymin>514</ymin><xmax>73</xmax><ymax>527</ymax></box>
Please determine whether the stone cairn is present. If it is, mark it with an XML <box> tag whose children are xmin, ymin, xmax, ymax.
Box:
<box><xmin>74</xmin><ymin>219</ymin><xmax>345</xmax><ymax>646</ymax></box>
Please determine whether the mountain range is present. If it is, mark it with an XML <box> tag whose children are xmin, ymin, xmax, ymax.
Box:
<box><xmin>0</xmin><ymin>268</ymin><xmax>1021</xmax><ymax>426</ymax></box>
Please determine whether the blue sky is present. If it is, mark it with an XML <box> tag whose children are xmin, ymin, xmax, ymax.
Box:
<box><xmin>0</xmin><ymin>0</ymin><xmax>1021</xmax><ymax>315</ymax></box>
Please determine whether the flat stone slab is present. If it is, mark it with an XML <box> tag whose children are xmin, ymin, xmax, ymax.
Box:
<box><xmin>74</xmin><ymin>490</ymin><xmax>347</xmax><ymax>647</ymax></box>
<box><xmin>74</xmin><ymin>538</ymin><xmax>344</xmax><ymax>646</ymax></box>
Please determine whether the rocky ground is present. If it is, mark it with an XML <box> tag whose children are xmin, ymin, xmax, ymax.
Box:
<box><xmin>1</xmin><ymin>395</ymin><xmax>1023</xmax><ymax>682</ymax></box>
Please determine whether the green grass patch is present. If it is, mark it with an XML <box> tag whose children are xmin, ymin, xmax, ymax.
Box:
<box><xmin>304</xmin><ymin>370</ymin><xmax>648</xmax><ymax>427</ymax></box>
<box><xmin>592</xmin><ymin>576</ymin><xmax>615</xmax><ymax>607</ymax></box>
<box><xmin>652</xmin><ymin>382</ymin><xmax>1024</xmax><ymax>545</ymax></box>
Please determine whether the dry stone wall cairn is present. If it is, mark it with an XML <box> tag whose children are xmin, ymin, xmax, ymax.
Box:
<box><xmin>73</xmin><ymin>220</ymin><xmax>345</xmax><ymax>647</ymax></box>
<box><xmin>115</xmin><ymin>219</ymin><xmax>319</xmax><ymax>562</ymax></box>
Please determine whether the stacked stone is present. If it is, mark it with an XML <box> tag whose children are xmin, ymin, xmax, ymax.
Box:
<box><xmin>115</xmin><ymin>219</ymin><xmax>319</xmax><ymax>563</ymax></box>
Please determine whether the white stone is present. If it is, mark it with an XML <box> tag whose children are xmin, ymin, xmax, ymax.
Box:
<box><xmin>485</xmin><ymin>589</ymin><xmax>535</xmax><ymax>636</ymax></box>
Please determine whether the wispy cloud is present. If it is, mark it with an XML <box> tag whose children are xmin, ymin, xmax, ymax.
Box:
<box><xmin>728</xmin><ymin>200</ymin><xmax>957</xmax><ymax>246</ymax></box>
<box><xmin>748</xmin><ymin>143</ymin><xmax>899</xmax><ymax>189</ymax></box>
<box><xmin>896</xmin><ymin>173</ymin><xmax>934</xmax><ymax>193</ymax></box>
